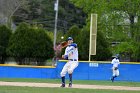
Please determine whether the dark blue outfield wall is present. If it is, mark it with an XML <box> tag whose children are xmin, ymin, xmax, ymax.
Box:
<box><xmin>0</xmin><ymin>61</ymin><xmax>140</xmax><ymax>82</ymax></box>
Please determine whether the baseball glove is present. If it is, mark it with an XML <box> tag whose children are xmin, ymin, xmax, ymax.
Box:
<box><xmin>60</xmin><ymin>41</ymin><xmax>68</xmax><ymax>48</ymax></box>
<box><xmin>114</xmin><ymin>67</ymin><xmax>118</xmax><ymax>70</ymax></box>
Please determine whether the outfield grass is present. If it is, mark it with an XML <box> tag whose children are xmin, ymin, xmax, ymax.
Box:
<box><xmin>0</xmin><ymin>86</ymin><xmax>140</xmax><ymax>93</ymax></box>
<box><xmin>0</xmin><ymin>78</ymin><xmax>140</xmax><ymax>87</ymax></box>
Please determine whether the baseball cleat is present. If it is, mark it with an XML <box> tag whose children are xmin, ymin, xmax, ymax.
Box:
<box><xmin>60</xmin><ymin>83</ymin><xmax>65</xmax><ymax>87</ymax></box>
<box><xmin>68</xmin><ymin>83</ymin><xmax>72</xmax><ymax>87</ymax></box>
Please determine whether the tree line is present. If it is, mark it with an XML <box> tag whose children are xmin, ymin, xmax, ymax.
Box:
<box><xmin>13</xmin><ymin>0</ymin><xmax>87</xmax><ymax>33</ymax></box>
<box><xmin>0</xmin><ymin>22</ymin><xmax>111</xmax><ymax>65</ymax></box>
<box><xmin>1</xmin><ymin>0</ymin><xmax>140</xmax><ymax>63</ymax></box>
<box><xmin>70</xmin><ymin>0</ymin><xmax>140</xmax><ymax>62</ymax></box>
<box><xmin>0</xmin><ymin>23</ymin><xmax>54</xmax><ymax>65</ymax></box>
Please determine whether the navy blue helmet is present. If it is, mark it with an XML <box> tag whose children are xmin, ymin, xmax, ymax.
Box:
<box><xmin>67</xmin><ymin>37</ymin><xmax>73</xmax><ymax>41</ymax></box>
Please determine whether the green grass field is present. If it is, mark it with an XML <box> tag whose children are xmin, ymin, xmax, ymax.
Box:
<box><xmin>0</xmin><ymin>78</ymin><xmax>140</xmax><ymax>93</ymax></box>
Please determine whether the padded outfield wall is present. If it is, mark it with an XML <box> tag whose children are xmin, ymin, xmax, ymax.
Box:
<box><xmin>0</xmin><ymin>65</ymin><xmax>56</xmax><ymax>79</ymax></box>
<box><xmin>57</xmin><ymin>61</ymin><xmax>140</xmax><ymax>82</ymax></box>
<box><xmin>0</xmin><ymin>60</ymin><xmax>140</xmax><ymax>82</ymax></box>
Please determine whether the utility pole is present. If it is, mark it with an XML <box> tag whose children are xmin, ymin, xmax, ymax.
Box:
<box><xmin>53</xmin><ymin>0</ymin><xmax>59</xmax><ymax>48</ymax></box>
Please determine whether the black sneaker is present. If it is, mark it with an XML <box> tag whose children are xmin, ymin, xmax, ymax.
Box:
<box><xmin>68</xmin><ymin>83</ymin><xmax>72</xmax><ymax>87</ymax></box>
<box><xmin>60</xmin><ymin>83</ymin><xmax>65</xmax><ymax>87</ymax></box>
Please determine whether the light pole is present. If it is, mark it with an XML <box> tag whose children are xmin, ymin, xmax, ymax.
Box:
<box><xmin>54</xmin><ymin>0</ymin><xmax>59</xmax><ymax>48</ymax></box>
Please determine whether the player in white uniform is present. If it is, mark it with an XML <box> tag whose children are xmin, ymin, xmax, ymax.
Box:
<box><xmin>111</xmin><ymin>54</ymin><xmax>120</xmax><ymax>82</ymax></box>
<box><xmin>60</xmin><ymin>37</ymin><xmax>78</xmax><ymax>87</ymax></box>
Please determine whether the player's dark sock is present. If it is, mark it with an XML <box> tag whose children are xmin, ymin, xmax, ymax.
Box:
<box><xmin>69</xmin><ymin>74</ymin><xmax>72</xmax><ymax>87</ymax></box>
<box><xmin>61</xmin><ymin>76</ymin><xmax>65</xmax><ymax>84</ymax></box>
<box><xmin>61</xmin><ymin>76</ymin><xmax>65</xmax><ymax>87</ymax></box>
<box><xmin>112</xmin><ymin>75</ymin><xmax>118</xmax><ymax>82</ymax></box>
<box><xmin>111</xmin><ymin>76</ymin><xmax>115</xmax><ymax>82</ymax></box>
<box><xmin>69</xmin><ymin>74</ymin><xmax>72</xmax><ymax>83</ymax></box>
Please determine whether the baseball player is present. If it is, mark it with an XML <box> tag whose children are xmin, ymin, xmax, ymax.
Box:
<box><xmin>111</xmin><ymin>54</ymin><xmax>120</xmax><ymax>82</ymax></box>
<box><xmin>60</xmin><ymin>37</ymin><xmax>78</xmax><ymax>87</ymax></box>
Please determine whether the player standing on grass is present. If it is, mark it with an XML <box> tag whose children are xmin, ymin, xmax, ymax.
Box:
<box><xmin>111</xmin><ymin>54</ymin><xmax>120</xmax><ymax>82</ymax></box>
<box><xmin>60</xmin><ymin>37</ymin><xmax>78</xmax><ymax>87</ymax></box>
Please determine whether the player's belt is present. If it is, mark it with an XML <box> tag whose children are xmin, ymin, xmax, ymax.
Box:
<box><xmin>69</xmin><ymin>59</ymin><xmax>77</xmax><ymax>61</ymax></box>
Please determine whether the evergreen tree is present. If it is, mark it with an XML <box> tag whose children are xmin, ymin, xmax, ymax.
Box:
<box><xmin>0</xmin><ymin>25</ymin><xmax>12</xmax><ymax>63</ymax></box>
<box><xmin>7</xmin><ymin>22</ymin><xmax>54</xmax><ymax>65</ymax></box>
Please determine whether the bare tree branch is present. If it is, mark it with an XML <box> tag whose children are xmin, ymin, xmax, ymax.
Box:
<box><xmin>0</xmin><ymin>0</ymin><xmax>26</xmax><ymax>25</ymax></box>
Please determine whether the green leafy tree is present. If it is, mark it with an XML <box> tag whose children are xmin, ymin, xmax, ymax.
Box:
<box><xmin>135</xmin><ymin>43</ymin><xmax>140</xmax><ymax>61</ymax></box>
<box><xmin>0</xmin><ymin>25</ymin><xmax>12</xmax><ymax>63</ymax></box>
<box><xmin>62</xmin><ymin>25</ymin><xmax>81</xmax><ymax>54</ymax></box>
<box><xmin>93</xmin><ymin>31</ymin><xmax>112</xmax><ymax>61</ymax></box>
<box><xmin>70</xmin><ymin>0</ymin><xmax>140</xmax><ymax>61</ymax></box>
<box><xmin>107</xmin><ymin>0</ymin><xmax>140</xmax><ymax>38</ymax></box>
<box><xmin>64</xmin><ymin>25</ymin><xmax>81</xmax><ymax>42</ymax></box>
<box><xmin>113</xmin><ymin>41</ymin><xmax>136</xmax><ymax>61</ymax></box>
<box><xmin>64</xmin><ymin>25</ymin><xmax>111</xmax><ymax>60</ymax></box>
<box><xmin>31</xmin><ymin>27</ymin><xmax>54</xmax><ymax>65</ymax></box>
<box><xmin>62</xmin><ymin>25</ymin><xmax>81</xmax><ymax>53</ymax></box>
<box><xmin>7</xmin><ymin>23</ymin><xmax>32</xmax><ymax>64</ymax></box>
<box><xmin>70</xmin><ymin>0</ymin><xmax>132</xmax><ymax>42</ymax></box>
<box><xmin>13</xmin><ymin>0</ymin><xmax>86</xmax><ymax>32</ymax></box>
<box><xmin>7</xmin><ymin>22</ymin><xmax>54</xmax><ymax>65</ymax></box>
<box><xmin>76</xmin><ymin>28</ymin><xmax>89</xmax><ymax>60</ymax></box>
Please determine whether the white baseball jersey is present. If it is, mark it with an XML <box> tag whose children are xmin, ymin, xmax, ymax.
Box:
<box><xmin>64</xmin><ymin>44</ymin><xmax>78</xmax><ymax>60</ymax></box>
<box><xmin>111</xmin><ymin>58</ymin><xmax>120</xmax><ymax>67</ymax></box>
<box><xmin>60</xmin><ymin>43</ymin><xmax>78</xmax><ymax>77</ymax></box>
